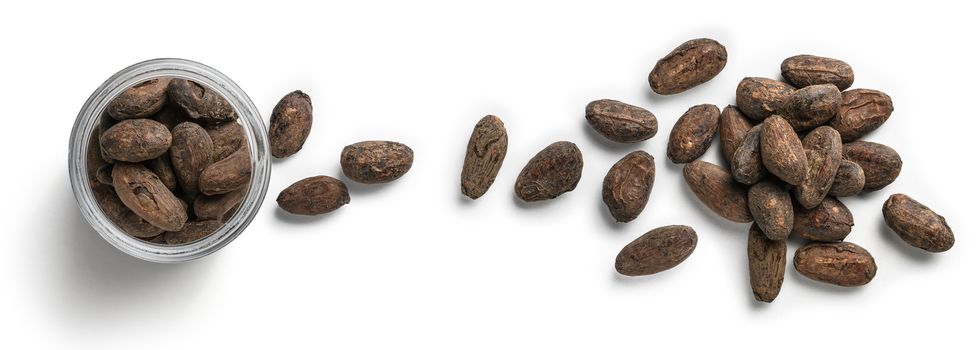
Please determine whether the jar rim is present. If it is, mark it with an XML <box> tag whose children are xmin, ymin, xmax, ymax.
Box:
<box><xmin>68</xmin><ymin>58</ymin><xmax>271</xmax><ymax>263</ymax></box>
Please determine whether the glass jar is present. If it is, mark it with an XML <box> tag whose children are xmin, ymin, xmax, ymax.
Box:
<box><xmin>68</xmin><ymin>58</ymin><xmax>270</xmax><ymax>263</ymax></box>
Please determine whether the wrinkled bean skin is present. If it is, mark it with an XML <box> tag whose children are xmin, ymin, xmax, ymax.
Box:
<box><xmin>883</xmin><ymin>194</ymin><xmax>954</xmax><ymax>252</ymax></box>
<box><xmin>829</xmin><ymin>89</ymin><xmax>894</xmax><ymax>142</ymax></box>
<box><xmin>585</xmin><ymin>99</ymin><xmax>658</xmax><ymax>143</ymax></box>
<box><xmin>828</xmin><ymin>159</ymin><xmax>865</xmax><ymax>198</ymax></box>
<box><xmin>514</xmin><ymin>141</ymin><xmax>583</xmax><ymax>202</ymax></box>
<box><xmin>748</xmin><ymin>180</ymin><xmax>794</xmax><ymax>241</ymax></box>
<box><xmin>780</xmin><ymin>55</ymin><xmax>854</xmax><ymax>90</ymax></box>
<box><xmin>792</xmin><ymin>196</ymin><xmax>853</xmax><ymax>242</ymax></box>
<box><xmin>341</xmin><ymin>141</ymin><xmax>414</xmax><ymax>184</ymax></box>
<box><xmin>719</xmin><ymin>105</ymin><xmax>754</xmax><ymax>165</ymax></box>
<box><xmin>106</xmin><ymin>78</ymin><xmax>171</xmax><ymax>120</ymax></box>
<box><xmin>683</xmin><ymin>160</ymin><xmax>753</xmax><ymax>223</ymax></box>
<box><xmin>795</xmin><ymin>126</ymin><xmax>842</xmax><ymax>209</ymax></box>
<box><xmin>199</xmin><ymin>146</ymin><xmax>251</xmax><ymax>196</ymax></box>
<box><xmin>100</xmin><ymin>119</ymin><xmax>172</xmax><ymax>162</ymax></box>
<box><xmin>667</xmin><ymin>104</ymin><xmax>720</xmax><ymax>164</ymax></box>
<box><xmin>167</xmin><ymin>79</ymin><xmax>237</xmax><ymax>123</ymax></box>
<box><xmin>269</xmin><ymin>90</ymin><xmax>313</xmax><ymax>158</ymax></box>
<box><xmin>207</xmin><ymin>122</ymin><xmax>245</xmax><ymax>161</ymax></box>
<box><xmin>731</xmin><ymin>124</ymin><xmax>766</xmax><ymax>185</ymax></box>
<box><xmin>615</xmin><ymin>225</ymin><xmax>698</xmax><ymax>276</ymax></box>
<box><xmin>648</xmin><ymin>38</ymin><xmax>727</xmax><ymax>95</ymax></box>
<box><xmin>760</xmin><ymin>116</ymin><xmax>808</xmax><ymax>185</ymax></box>
<box><xmin>747</xmin><ymin>224</ymin><xmax>786</xmax><ymax>303</ymax></box>
<box><xmin>794</xmin><ymin>242</ymin><xmax>877</xmax><ymax>287</ymax></box>
<box><xmin>170</xmin><ymin>122</ymin><xmax>214</xmax><ymax>196</ymax></box>
<box><xmin>736</xmin><ymin>77</ymin><xmax>795</xmax><ymax>121</ymax></box>
<box><xmin>194</xmin><ymin>189</ymin><xmax>246</xmax><ymax>220</ymax></box>
<box><xmin>92</xmin><ymin>185</ymin><xmax>164</xmax><ymax>238</ymax></box>
<box><xmin>277</xmin><ymin>176</ymin><xmax>350</xmax><ymax>215</ymax></box>
<box><xmin>111</xmin><ymin>162</ymin><xmax>188</xmax><ymax>232</ymax></box>
<box><xmin>602</xmin><ymin>151</ymin><xmax>656</xmax><ymax>223</ymax></box>
<box><xmin>842</xmin><ymin>141</ymin><xmax>902</xmax><ymax>192</ymax></box>
<box><xmin>164</xmin><ymin>220</ymin><xmax>222</xmax><ymax>245</ymax></box>
<box><xmin>461</xmin><ymin>115</ymin><xmax>508</xmax><ymax>199</ymax></box>
<box><xmin>782</xmin><ymin>84</ymin><xmax>842</xmax><ymax>132</ymax></box>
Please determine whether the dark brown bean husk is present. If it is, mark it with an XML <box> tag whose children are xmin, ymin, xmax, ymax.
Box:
<box><xmin>747</xmin><ymin>223</ymin><xmax>786</xmax><ymax>303</ymax></box>
<box><xmin>730</xmin><ymin>124</ymin><xmax>766</xmax><ymax>185</ymax></box>
<box><xmin>791</xmin><ymin>196</ymin><xmax>853</xmax><ymax>242</ymax></box>
<box><xmin>341</xmin><ymin>141</ymin><xmax>414</xmax><ymax>184</ymax></box>
<box><xmin>206</xmin><ymin>121</ymin><xmax>245</xmax><ymax>161</ymax></box>
<box><xmin>170</xmin><ymin>122</ymin><xmax>214</xmax><ymax>196</ymax></box>
<box><xmin>194</xmin><ymin>188</ymin><xmax>247</xmax><ymax>220</ymax></box>
<box><xmin>602</xmin><ymin>150</ymin><xmax>656</xmax><ymax>223</ymax></box>
<box><xmin>682</xmin><ymin>160</ymin><xmax>753</xmax><ymax>223</ymax></box>
<box><xmin>795</xmin><ymin>126</ymin><xmax>843</xmax><ymax>209</ymax></box>
<box><xmin>748</xmin><ymin>180</ymin><xmax>794</xmax><ymax>241</ymax></box>
<box><xmin>794</xmin><ymin>242</ymin><xmax>877</xmax><ymax>287</ymax></box>
<box><xmin>782</xmin><ymin>84</ymin><xmax>842</xmax><ymax>132</ymax></box>
<box><xmin>167</xmin><ymin>79</ymin><xmax>237</xmax><ymax>123</ymax></box>
<box><xmin>111</xmin><ymin>162</ymin><xmax>187</xmax><ymax>232</ymax></box>
<box><xmin>269</xmin><ymin>90</ymin><xmax>313</xmax><ymax>158</ymax></box>
<box><xmin>667</xmin><ymin>104</ymin><xmax>720</xmax><ymax>164</ymax></box>
<box><xmin>780</xmin><ymin>55</ymin><xmax>854</xmax><ymax>90</ymax></box>
<box><xmin>461</xmin><ymin>115</ymin><xmax>508</xmax><ymax>199</ymax></box>
<box><xmin>883</xmin><ymin>194</ymin><xmax>954</xmax><ymax>252</ymax></box>
<box><xmin>760</xmin><ymin>116</ymin><xmax>808</xmax><ymax>185</ymax></box>
<box><xmin>154</xmin><ymin>103</ymin><xmax>191</xmax><ymax>131</ymax></box>
<box><xmin>842</xmin><ymin>141</ymin><xmax>902</xmax><ymax>192</ymax></box>
<box><xmin>99</xmin><ymin>119</ymin><xmax>172</xmax><ymax>162</ymax></box>
<box><xmin>615</xmin><ymin>225</ymin><xmax>698</xmax><ymax>276</ymax></box>
<box><xmin>163</xmin><ymin>220</ymin><xmax>222</xmax><ymax>245</ymax></box>
<box><xmin>828</xmin><ymin>159</ymin><xmax>865</xmax><ymax>197</ymax></box>
<box><xmin>277</xmin><ymin>176</ymin><xmax>350</xmax><ymax>215</ymax></box>
<box><xmin>735</xmin><ymin>77</ymin><xmax>795</xmax><ymax>121</ymax></box>
<box><xmin>648</xmin><ymin>38</ymin><xmax>727</xmax><ymax>95</ymax></box>
<box><xmin>514</xmin><ymin>141</ymin><xmax>583</xmax><ymax>202</ymax></box>
<box><xmin>106</xmin><ymin>78</ymin><xmax>171</xmax><ymax>120</ymax></box>
<box><xmin>145</xmin><ymin>152</ymin><xmax>178</xmax><ymax>192</ymax></box>
<box><xmin>95</xmin><ymin>164</ymin><xmax>114</xmax><ymax>186</ymax></box>
<box><xmin>719</xmin><ymin>105</ymin><xmax>754</xmax><ymax>165</ymax></box>
<box><xmin>199</xmin><ymin>146</ymin><xmax>251</xmax><ymax>196</ymax></box>
<box><xmin>92</xmin><ymin>185</ymin><xmax>164</xmax><ymax>238</ymax></box>
<box><xmin>585</xmin><ymin>99</ymin><xmax>658</xmax><ymax>143</ymax></box>
<box><xmin>829</xmin><ymin>89</ymin><xmax>894</xmax><ymax>142</ymax></box>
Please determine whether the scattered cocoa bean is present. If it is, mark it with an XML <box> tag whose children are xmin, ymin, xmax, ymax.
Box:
<box><xmin>791</xmin><ymin>196</ymin><xmax>853</xmax><ymax>242</ymax></box>
<box><xmin>883</xmin><ymin>194</ymin><xmax>954</xmax><ymax>252</ymax></box>
<box><xmin>719</xmin><ymin>105</ymin><xmax>754</xmax><ymax>165</ymax></box>
<box><xmin>648</xmin><ymin>38</ymin><xmax>727</xmax><ymax>95</ymax></box>
<box><xmin>602</xmin><ymin>150</ymin><xmax>656</xmax><ymax>223</ymax></box>
<box><xmin>794</xmin><ymin>242</ymin><xmax>877</xmax><ymax>287</ymax></box>
<box><xmin>585</xmin><ymin>99</ymin><xmax>658</xmax><ymax>143</ymax></box>
<box><xmin>828</xmin><ymin>159</ymin><xmax>865</xmax><ymax>198</ymax></box>
<box><xmin>341</xmin><ymin>141</ymin><xmax>414</xmax><ymax>184</ymax></box>
<box><xmin>277</xmin><ymin>176</ymin><xmax>350</xmax><ymax>215</ymax></box>
<box><xmin>514</xmin><ymin>141</ymin><xmax>583</xmax><ymax>202</ymax></box>
<box><xmin>269</xmin><ymin>90</ymin><xmax>313</xmax><ymax>158</ymax></box>
<box><xmin>760</xmin><ymin>115</ymin><xmax>808</xmax><ymax>185</ymax></box>
<box><xmin>615</xmin><ymin>225</ymin><xmax>698</xmax><ymax>276</ymax></box>
<box><xmin>748</xmin><ymin>180</ymin><xmax>794</xmax><ymax>241</ymax></box>
<box><xmin>780</xmin><ymin>55</ymin><xmax>854</xmax><ymax>90</ymax></box>
<box><xmin>795</xmin><ymin>126</ymin><xmax>842</xmax><ymax>209</ymax></box>
<box><xmin>829</xmin><ymin>89</ymin><xmax>894</xmax><ymax>142</ymax></box>
<box><xmin>842</xmin><ymin>141</ymin><xmax>902</xmax><ymax>192</ymax></box>
<box><xmin>730</xmin><ymin>124</ymin><xmax>766</xmax><ymax>185</ymax></box>
<box><xmin>736</xmin><ymin>77</ymin><xmax>794</xmax><ymax>121</ymax></box>
<box><xmin>667</xmin><ymin>104</ymin><xmax>720</xmax><ymax>164</ymax></box>
<box><xmin>747</xmin><ymin>223</ymin><xmax>786</xmax><ymax>303</ymax></box>
<box><xmin>461</xmin><ymin>115</ymin><xmax>508</xmax><ymax>199</ymax></box>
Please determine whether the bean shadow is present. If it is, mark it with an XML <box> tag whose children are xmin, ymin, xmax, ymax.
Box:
<box><xmin>580</xmin><ymin>119</ymin><xmax>639</xmax><ymax>154</ymax></box>
<box><xmin>877</xmin><ymin>217</ymin><xmax>936</xmax><ymax>262</ymax></box>
<box><xmin>336</xmin><ymin>170</ymin><xmax>394</xmax><ymax>196</ymax></box>
<box><xmin>274</xmin><ymin>206</ymin><xmax>343</xmax><ymax>224</ymax></box>
<box><xmin>510</xmin><ymin>191</ymin><xmax>560</xmax><ymax>210</ymax></box>
<box><xmin>788</xmin><ymin>268</ymin><xmax>864</xmax><ymax>295</ymax></box>
<box><xmin>596</xmin><ymin>196</ymin><xmax>629</xmax><ymax>232</ymax></box>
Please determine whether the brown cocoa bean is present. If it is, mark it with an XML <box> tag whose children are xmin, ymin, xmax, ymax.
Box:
<box><xmin>748</xmin><ymin>180</ymin><xmax>793</xmax><ymax>241</ymax></box>
<box><xmin>163</xmin><ymin>220</ymin><xmax>222</xmax><ymax>245</ymax></box>
<box><xmin>782</xmin><ymin>84</ymin><xmax>842</xmax><ymax>131</ymax></box>
<box><xmin>111</xmin><ymin>162</ymin><xmax>187</xmax><ymax>231</ymax></box>
<box><xmin>99</xmin><ymin>119</ymin><xmax>172</xmax><ymax>162</ymax></box>
<box><xmin>194</xmin><ymin>188</ymin><xmax>246</xmax><ymax>220</ymax></box>
<box><xmin>667</xmin><ymin>104</ymin><xmax>720</xmax><ymax>164</ymax></box>
<box><xmin>719</xmin><ymin>105</ymin><xmax>754</xmax><ymax>165</ymax></box>
<box><xmin>167</xmin><ymin>79</ymin><xmax>236</xmax><ymax>123</ymax></box>
<box><xmin>794</xmin><ymin>242</ymin><xmax>877</xmax><ymax>287</ymax></box>
<box><xmin>269</xmin><ymin>90</ymin><xmax>313</xmax><ymax>158</ymax></box>
<box><xmin>585</xmin><ymin>99</ymin><xmax>658</xmax><ymax>143</ymax></box>
<box><xmin>145</xmin><ymin>152</ymin><xmax>178</xmax><ymax>192</ymax></box>
<box><xmin>682</xmin><ymin>160</ymin><xmax>753</xmax><ymax>223</ymax></box>
<box><xmin>828</xmin><ymin>159</ymin><xmax>865</xmax><ymax>198</ymax></box>
<box><xmin>735</xmin><ymin>77</ymin><xmax>795</xmax><ymax>121</ymax></box>
<box><xmin>170</xmin><ymin>122</ymin><xmax>214</xmax><ymax>196</ymax></box>
<box><xmin>842</xmin><ymin>141</ymin><xmax>902</xmax><ymax>191</ymax></box>
<box><xmin>277</xmin><ymin>176</ymin><xmax>350</xmax><ymax>215</ymax></box>
<box><xmin>780</xmin><ymin>55</ymin><xmax>854</xmax><ymax>90</ymax></box>
<box><xmin>747</xmin><ymin>223</ymin><xmax>786</xmax><ymax>303</ymax></box>
<box><xmin>883</xmin><ymin>194</ymin><xmax>954</xmax><ymax>252</ymax></box>
<box><xmin>760</xmin><ymin>115</ymin><xmax>808</xmax><ymax>185</ymax></box>
<box><xmin>648</xmin><ymin>38</ymin><xmax>727</xmax><ymax>95</ymax></box>
<box><xmin>341</xmin><ymin>141</ymin><xmax>414</xmax><ymax>184</ymax></box>
<box><xmin>461</xmin><ymin>115</ymin><xmax>508</xmax><ymax>199</ymax></box>
<box><xmin>730</xmin><ymin>124</ymin><xmax>766</xmax><ymax>185</ymax></box>
<box><xmin>792</xmin><ymin>196</ymin><xmax>853</xmax><ymax>242</ymax></box>
<box><xmin>206</xmin><ymin>121</ymin><xmax>245</xmax><ymax>161</ymax></box>
<box><xmin>92</xmin><ymin>185</ymin><xmax>164</xmax><ymax>238</ymax></box>
<box><xmin>106</xmin><ymin>78</ymin><xmax>171</xmax><ymax>120</ymax></box>
<box><xmin>154</xmin><ymin>103</ymin><xmax>190</xmax><ymax>131</ymax></box>
<box><xmin>514</xmin><ymin>141</ymin><xmax>583</xmax><ymax>202</ymax></box>
<box><xmin>829</xmin><ymin>89</ymin><xmax>894</xmax><ymax>142</ymax></box>
<box><xmin>199</xmin><ymin>146</ymin><xmax>251</xmax><ymax>196</ymax></box>
<box><xmin>795</xmin><ymin>126</ymin><xmax>842</xmax><ymax>209</ymax></box>
<box><xmin>98</xmin><ymin>114</ymin><xmax>116</xmax><ymax>164</ymax></box>
<box><xmin>602</xmin><ymin>150</ymin><xmax>656</xmax><ymax>223</ymax></box>
<box><xmin>615</xmin><ymin>225</ymin><xmax>698</xmax><ymax>276</ymax></box>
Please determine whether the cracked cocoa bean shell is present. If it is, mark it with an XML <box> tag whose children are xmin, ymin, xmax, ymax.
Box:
<box><xmin>795</xmin><ymin>126</ymin><xmax>842</xmax><ymax>209</ymax></box>
<box><xmin>667</xmin><ymin>104</ymin><xmax>720</xmax><ymax>164</ymax></box>
<box><xmin>828</xmin><ymin>159</ymin><xmax>865</xmax><ymax>197</ymax></box>
<box><xmin>736</xmin><ymin>77</ymin><xmax>795</xmax><ymax>121</ymax></box>
<box><xmin>730</xmin><ymin>124</ymin><xmax>766</xmax><ymax>185</ymax></box>
<box><xmin>760</xmin><ymin>115</ymin><xmax>808</xmax><ymax>185</ymax></box>
<box><xmin>602</xmin><ymin>150</ymin><xmax>656</xmax><ymax>223</ymax></box>
<box><xmin>199</xmin><ymin>146</ymin><xmax>251</xmax><ymax>196</ymax></box>
<box><xmin>111</xmin><ymin>162</ymin><xmax>187</xmax><ymax>232</ymax></box>
<box><xmin>782</xmin><ymin>84</ymin><xmax>842</xmax><ymax>132</ymax></box>
<box><xmin>170</xmin><ymin>122</ymin><xmax>214</xmax><ymax>196</ymax></box>
<box><xmin>269</xmin><ymin>90</ymin><xmax>313</xmax><ymax>158</ymax></box>
<box><xmin>207</xmin><ymin>121</ymin><xmax>245</xmax><ymax>161</ymax></box>
<box><xmin>748</xmin><ymin>180</ymin><xmax>793</xmax><ymax>241</ymax></box>
<box><xmin>842</xmin><ymin>141</ymin><xmax>901</xmax><ymax>191</ymax></box>
<box><xmin>163</xmin><ymin>220</ymin><xmax>222</xmax><ymax>245</ymax></box>
<box><xmin>145</xmin><ymin>152</ymin><xmax>178</xmax><ymax>192</ymax></box>
<box><xmin>719</xmin><ymin>105</ymin><xmax>754</xmax><ymax>165</ymax></box>
<box><xmin>794</xmin><ymin>242</ymin><xmax>877</xmax><ymax>287</ymax></box>
<box><xmin>461</xmin><ymin>115</ymin><xmax>508</xmax><ymax>199</ymax></box>
<box><xmin>99</xmin><ymin>119</ymin><xmax>172</xmax><ymax>162</ymax></box>
<box><xmin>883</xmin><ymin>194</ymin><xmax>954</xmax><ymax>252</ymax></box>
<box><xmin>615</xmin><ymin>225</ymin><xmax>697</xmax><ymax>276</ymax></box>
<box><xmin>92</xmin><ymin>184</ymin><xmax>164</xmax><ymax>238</ymax></box>
<box><xmin>791</xmin><ymin>196</ymin><xmax>853</xmax><ymax>242</ymax></box>
<box><xmin>780</xmin><ymin>55</ymin><xmax>854</xmax><ymax>90</ymax></box>
<box><xmin>682</xmin><ymin>160</ymin><xmax>753</xmax><ymax>223</ymax></box>
<box><xmin>747</xmin><ymin>223</ymin><xmax>786</xmax><ymax>303</ymax></box>
<box><xmin>829</xmin><ymin>89</ymin><xmax>894</xmax><ymax>142</ymax></box>
<box><xmin>194</xmin><ymin>188</ymin><xmax>246</xmax><ymax>220</ymax></box>
<box><xmin>277</xmin><ymin>176</ymin><xmax>350</xmax><ymax>215</ymax></box>
<box><xmin>106</xmin><ymin>78</ymin><xmax>171</xmax><ymax>120</ymax></box>
<box><xmin>341</xmin><ymin>141</ymin><xmax>414</xmax><ymax>184</ymax></box>
<box><xmin>514</xmin><ymin>141</ymin><xmax>583</xmax><ymax>202</ymax></box>
<box><xmin>648</xmin><ymin>38</ymin><xmax>727</xmax><ymax>95</ymax></box>
<box><xmin>167</xmin><ymin>78</ymin><xmax>237</xmax><ymax>123</ymax></box>
<box><xmin>585</xmin><ymin>99</ymin><xmax>657</xmax><ymax>143</ymax></box>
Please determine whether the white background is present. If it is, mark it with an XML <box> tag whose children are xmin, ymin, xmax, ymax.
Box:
<box><xmin>2</xmin><ymin>1</ymin><xmax>977</xmax><ymax>348</ymax></box>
